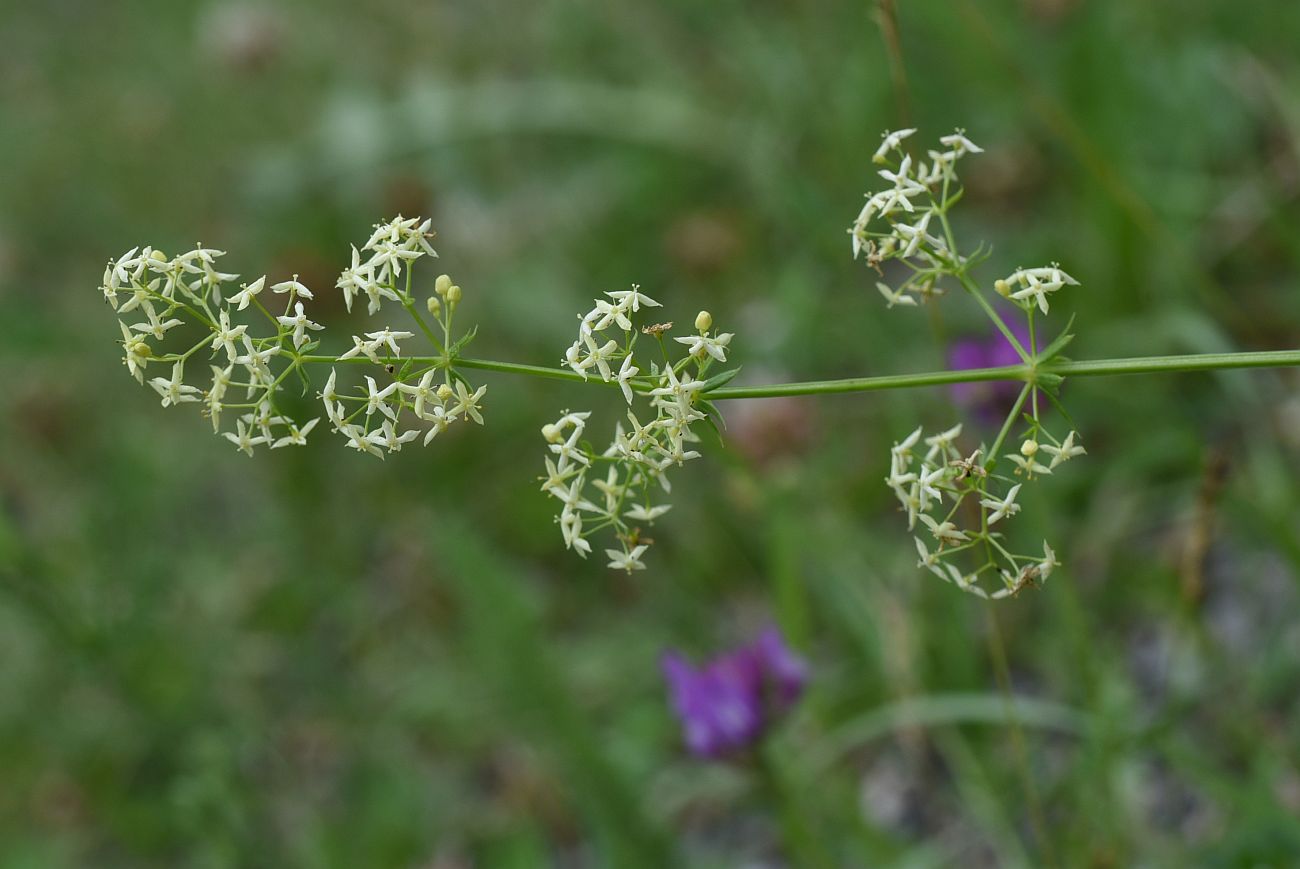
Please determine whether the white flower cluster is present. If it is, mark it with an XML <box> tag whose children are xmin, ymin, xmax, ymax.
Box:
<box><xmin>336</xmin><ymin>215</ymin><xmax>438</xmax><ymax>315</ymax></box>
<box><xmin>994</xmin><ymin>264</ymin><xmax>1081</xmax><ymax>315</ymax></box>
<box><xmin>849</xmin><ymin>128</ymin><xmax>984</xmax><ymax>307</ymax></box>
<box><xmin>102</xmin><ymin>216</ymin><xmax>486</xmax><ymax>459</ymax></box>
<box><xmin>320</xmin><ymin>365</ymin><xmax>485</xmax><ymax>459</ymax></box>
<box><xmin>886</xmin><ymin>424</ymin><xmax>1068</xmax><ymax>599</ymax></box>
<box><xmin>544</xmin><ymin>299</ymin><xmax>733</xmax><ymax>572</ymax></box>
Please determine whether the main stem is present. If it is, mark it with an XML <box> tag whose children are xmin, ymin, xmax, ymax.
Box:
<box><xmin>296</xmin><ymin>349</ymin><xmax>1300</xmax><ymax>399</ymax></box>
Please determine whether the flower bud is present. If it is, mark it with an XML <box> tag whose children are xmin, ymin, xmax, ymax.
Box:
<box><xmin>446</xmin><ymin>284</ymin><xmax>462</xmax><ymax>304</ymax></box>
<box><xmin>435</xmin><ymin>274</ymin><xmax>453</xmax><ymax>296</ymax></box>
<box><xmin>1020</xmin><ymin>439</ymin><xmax>1039</xmax><ymax>456</ymax></box>
<box><xmin>694</xmin><ymin>310</ymin><xmax>713</xmax><ymax>332</ymax></box>
<box><xmin>994</xmin><ymin>279</ymin><xmax>1011</xmax><ymax>298</ymax></box>
<box><xmin>130</xmin><ymin>341</ymin><xmax>152</xmax><ymax>358</ymax></box>
<box><xmin>150</xmin><ymin>249</ymin><xmax>168</xmax><ymax>263</ymax></box>
<box><xmin>426</xmin><ymin>296</ymin><xmax>442</xmax><ymax>317</ymax></box>
<box><xmin>436</xmin><ymin>383</ymin><xmax>454</xmax><ymax>401</ymax></box>
<box><xmin>541</xmin><ymin>423</ymin><xmax>561</xmax><ymax>443</ymax></box>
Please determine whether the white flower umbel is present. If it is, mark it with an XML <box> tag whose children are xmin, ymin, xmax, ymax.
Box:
<box><xmin>849</xmin><ymin>129</ymin><xmax>984</xmax><ymax>306</ymax></box>
<box><xmin>103</xmin><ymin>217</ymin><xmax>487</xmax><ymax>460</ymax></box>
<box><xmin>846</xmin><ymin>129</ymin><xmax>1091</xmax><ymax>599</ymax></box>
<box><xmin>542</xmin><ymin>295</ymin><xmax>733</xmax><ymax>572</ymax></box>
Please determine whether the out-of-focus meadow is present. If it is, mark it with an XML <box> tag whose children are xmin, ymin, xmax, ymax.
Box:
<box><xmin>2</xmin><ymin>1</ymin><xmax>1300</xmax><ymax>865</ymax></box>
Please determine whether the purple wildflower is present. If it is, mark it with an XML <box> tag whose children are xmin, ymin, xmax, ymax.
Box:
<box><xmin>948</xmin><ymin>321</ymin><xmax>1029</xmax><ymax>424</ymax></box>
<box><xmin>661</xmin><ymin>626</ymin><xmax>808</xmax><ymax>759</ymax></box>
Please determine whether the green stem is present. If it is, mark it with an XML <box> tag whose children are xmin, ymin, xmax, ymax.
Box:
<box><xmin>295</xmin><ymin>350</ymin><xmax>1300</xmax><ymax>398</ymax></box>
<box><xmin>957</xmin><ymin>272</ymin><xmax>1031</xmax><ymax>363</ymax></box>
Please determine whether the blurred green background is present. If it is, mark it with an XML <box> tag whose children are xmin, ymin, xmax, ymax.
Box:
<box><xmin>3</xmin><ymin>0</ymin><xmax>1300</xmax><ymax>865</ymax></box>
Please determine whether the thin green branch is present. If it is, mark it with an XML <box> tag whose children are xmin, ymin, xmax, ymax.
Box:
<box><xmin>296</xmin><ymin>349</ymin><xmax>1300</xmax><ymax>399</ymax></box>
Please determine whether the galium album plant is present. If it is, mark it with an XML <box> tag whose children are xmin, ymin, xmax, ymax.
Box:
<box><xmin>101</xmin><ymin>129</ymin><xmax>1300</xmax><ymax>592</ymax></box>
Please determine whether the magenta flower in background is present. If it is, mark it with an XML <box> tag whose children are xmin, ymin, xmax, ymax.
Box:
<box><xmin>661</xmin><ymin>626</ymin><xmax>808</xmax><ymax>759</ymax></box>
<box><xmin>948</xmin><ymin>321</ymin><xmax>1030</xmax><ymax>424</ymax></box>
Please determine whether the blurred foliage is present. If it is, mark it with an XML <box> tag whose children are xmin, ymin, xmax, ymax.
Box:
<box><xmin>1</xmin><ymin>0</ymin><xmax>1299</xmax><ymax>865</ymax></box>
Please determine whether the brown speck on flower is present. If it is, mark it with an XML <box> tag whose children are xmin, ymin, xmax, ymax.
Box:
<box><xmin>641</xmin><ymin>322</ymin><xmax>673</xmax><ymax>336</ymax></box>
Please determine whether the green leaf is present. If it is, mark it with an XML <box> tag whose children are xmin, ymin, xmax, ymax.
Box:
<box><xmin>699</xmin><ymin>366</ymin><xmax>742</xmax><ymax>393</ymax></box>
<box><xmin>1036</xmin><ymin>314</ymin><xmax>1076</xmax><ymax>363</ymax></box>
<box><xmin>447</xmin><ymin>325</ymin><xmax>479</xmax><ymax>358</ymax></box>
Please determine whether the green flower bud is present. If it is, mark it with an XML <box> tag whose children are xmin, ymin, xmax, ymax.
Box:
<box><xmin>435</xmin><ymin>274</ymin><xmax>452</xmax><ymax>296</ymax></box>
<box><xmin>426</xmin><ymin>296</ymin><xmax>442</xmax><ymax>316</ymax></box>
<box><xmin>446</xmin><ymin>284</ymin><xmax>462</xmax><ymax>304</ymax></box>
<box><xmin>694</xmin><ymin>310</ymin><xmax>713</xmax><ymax>332</ymax></box>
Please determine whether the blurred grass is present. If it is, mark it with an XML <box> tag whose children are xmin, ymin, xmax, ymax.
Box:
<box><xmin>2</xmin><ymin>0</ymin><xmax>1300</xmax><ymax>865</ymax></box>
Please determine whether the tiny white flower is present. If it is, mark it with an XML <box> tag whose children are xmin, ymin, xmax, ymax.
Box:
<box><xmin>939</xmin><ymin>129</ymin><xmax>983</xmax><ymax>157</ymax></box>
<box><xmin>980</xmin><ymin>484</ymin><xmax>1022</xmax><ymax>525</ymax></box>
<box><xmin>130</xmin><ymin>314</ymin><xmax>185</xmax><ymax>341</ymax></box>
<box><xmin>674</xmin><ymin>331</ymin><xmax>733</xmax><ymax>363</ymax></box>
<box><xmin>914</xmin><ymin>537</ymin><xmax>947</xmax><ymax>580</ymax></box>
<box><xmin>341</xmin><ymin>423</ymin><xmax>385</xmax><ymax>459</ymax></box>
<box><xmin>363</xmin><ymin>376</ymin><xmax>399</xmax><ymax>420</ymax></box>
<box><xmin>923</xmin><ymin>423</ymin><xmax>963</xmax><ymax>463</ymax></box>
<box><xmin>451</xmin><ymin>381</ymin><xmax>487</xmax><ymax>425</ymax></box>
<box><xmin>271</xmin><ymin>275</ymin><xmax>314</xmax><ymax>300</ymax></box>
<box><xmin>397</xmin><ymin>370</ymin><xmax>442</xmax><ymax>419</ymax></box>
<box><xmin>119</xmin><ymin>322</ymin><xmax>152</xmax><ymax>383</ymax></box>
<box><xmin>1040</xmin><ymin>541</ymin><xmax>1061</xmax><ymax>580</ymax></box>
<box><xmin>920</xmin><ymin>514</ymin><xmax>970</xmax><ymax>546</ymax></box>
<box><xmin>625</xmin><ymin>503</ymin><xmax>671</xmax><ymax>522</ymax></box>
<box><xmin>605</xmin><ymin>284</ymin><xmax>660</xmax><ymax>312</ymax></box>
<box><xmin>210</xmin><ymin>310</ymin><xmax>249</xmax><ymax>361</ymax></box>
<box><xmin>875</xmin><ymin>154</ymin><xmax>928</xmax><ymax>214</ymax></box>
<box><xmin>223</xmin><ymin>419</ymin><xmax>267</xmax><ymax>456</ymax></box>
<box><xmin>148</xmin><ymin>361</ymin><xmax>202</xmax><ymax>407</ymax></box>
<box><xmin>272</xmin><ymin>418</ymin><xmax>320</xmax><ymax>448</ymax></box>
<box><xmin>207</xmin><ymin>364</ymin><xmax>233</xmax><ymax>432</ymax></box>
<box><xmin>1040</xmin><ymin>431</ymin><xmax>1086</xmax><ymax>468</ymax></box>
<box><xmin>422</xmin><ymin>406</ymin><xmax>454</xmax><ymax>445</ymax></box>
<box><xmin>365</xmin><ymin>328</ymin><xmax>414</xmax><ymax>358</ymax></box>
<box><xmin>376</xmin><ymin>420</ymin><xmax>419</xmax><ymax>452</ymax></box>
<box><xmin>877</xmin><ymin>282</ymin><xmax>917</xmax><ymax>308</ymax></box>
<box><xmin>615</xmin><ymin>353</ymin><xmax>640</xmax><ymax>404</ymax></box>
<box><xmin>276</xmin><ymin>302</ymin><xmax>324</xmax><ymax>351</ymax></box>
<box><xmin>339</xmin><ymin>334</ymin><xmax>382</xmax><ymax>363</ymax></box>
<box><xmin>892</xmin><ymin>426</ymin><xmax>923</xmax><ymax>459</ymax></box>
<box><xmin>582</xmin><ymin>337</ymin><xmax>620</xmax><ymax>381</ymax></box>
<box><xmin>873</xmin><ymin>128</ymin><xmax>917</xmax><ymax>163</ymax></box>
<box><xmin>606</xmin><ymin>545</ymin><xmax>648</xmax><ymax>572</ymax></box>
<box><xmin>589</xmin><ymin>299</ymin><xmax>632</xmax><ymax>333</ymax></box>
<box><xmin>335</xmin><ymin>246</ymin><xmax>369</xmax><ymax>312</ymax></box>
<box><xmin>1008</xmin><ymin>454</ymin><xmax>1052</xmax><ymax>477</ymax></box>
<box><xmin>228</xmin><ymin>276</ymin><xmax>266</xmax><ymax>311</ymax></box>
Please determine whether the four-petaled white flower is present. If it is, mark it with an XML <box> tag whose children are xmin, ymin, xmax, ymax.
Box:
<box><xmin>223</xmin><ymin>419</ymin><xmax>267</xmax><ymax>456</ymax></box>
<box><xmin>873</xmin><ymin>127</ymin><xmax>917</xmax><ymax>163</ymax></box>
<box><xmin>451</xmin><ymin>381</ymin><xmax>487</xmax><ymax>425</ymax></box>
<box><xmin>277</xmin><ymin>302</ymin><xmax>324</xmax><ymax>350</ymax></box>
<box><xmin>615</xmin><ymin>353</ymin><xmax>639</xmax><ymax>404</ymax></box>
<box><xmin>210</xmin><ymin>310</ymin><xmax>249</xmax><ymax>361</ymax></box>
<box><xmin>1041</xmin><ymin>431</ymin><xmax>1086</xmax><ymax>468</ymax></box>
<box><xmin>272</xmin><ymin>418</ymin><xmax>319</xmax><ymax>449</ymax></box>
<box><xmin>980</xmin><ymin>484</ymin><xmax>1022</xmax><ymax>525</ymax></box>
<box><xmin>228</xmin><ymin>276</ymin><xmax>266</xmax><ymax>311</ymax></box>
<box><xmin>674</xmin><ymin>331</ymin><xmax>733</xmax><ymax>363</ymax></box>
<box><xmin>606</xmin><ymin>545</ymin><xmax>648</xmax><ymax>572</ymax></box>
<box><xmin>271</xmin><ymin>275</ymin><xmax>314</xmax><ymax>300</ymax></box>
<box><xmin>149</xmin><ymin>361</ymin><xmax>202</xmax><ymax>407</ymax></box>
